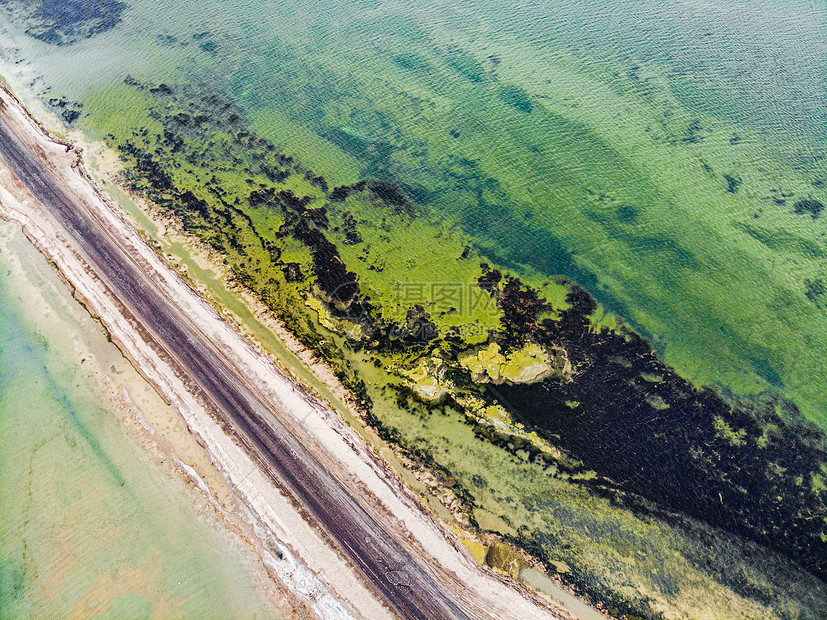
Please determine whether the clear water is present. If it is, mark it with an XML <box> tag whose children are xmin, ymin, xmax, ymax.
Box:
<box><xmin>6</xmin><ymin>0</ymin><xmax>821</xmax><ymax>422</ymax></box>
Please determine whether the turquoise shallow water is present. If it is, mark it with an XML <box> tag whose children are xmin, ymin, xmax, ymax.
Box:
<box><xmin>0</xmin><ymin>229</ymin><xmax>283</xmax><ymax>618</ymax></box>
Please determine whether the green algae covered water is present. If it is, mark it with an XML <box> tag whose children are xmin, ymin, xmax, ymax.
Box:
<box><xmin>0</xmin><ymin>226</ymin><xmax>284</xmax><ymax>618</ymax></box>
<box><xmin>2</xmin><ymin>0</ymin><xmax>824</xmax><ymax>423</ymax></box>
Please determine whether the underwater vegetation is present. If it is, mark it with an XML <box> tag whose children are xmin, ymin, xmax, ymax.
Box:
<box><xmin>496</xmin><ymin>285</ymin><xmax>827</xmax><ymax>581</ymax></box>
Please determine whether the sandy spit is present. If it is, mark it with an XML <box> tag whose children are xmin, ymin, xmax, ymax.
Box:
<box><xmin>0</xmin><ymin>83</ymin><xmax>570</xmax><ymax>620</ymax></box>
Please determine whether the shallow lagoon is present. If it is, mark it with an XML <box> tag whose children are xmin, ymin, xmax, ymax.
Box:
<box><xmin>0</xmin><ymin>226</ymin><xmax>284</xmax><ymax>618</ymax></box>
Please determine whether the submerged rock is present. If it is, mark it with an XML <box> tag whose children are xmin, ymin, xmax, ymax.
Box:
<box><xmin>485</xmin><ymin>542</ymin><xmax>530</xmax><ymax>578</ymax></box>
<box><xmin>458</xmin><ymin>342</ymin><xmax>566</xmax><ymax>384</ymax></box>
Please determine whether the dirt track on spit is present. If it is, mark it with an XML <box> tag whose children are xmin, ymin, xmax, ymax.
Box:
<box><xmin>0</xmin><ymin>88</ymin><xmax>567</xmax><ymax>620</ymax></box>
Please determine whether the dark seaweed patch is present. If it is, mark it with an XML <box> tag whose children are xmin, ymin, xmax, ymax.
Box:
<box><xmin>292</xmin><ymin>220</ymin><xmax>359</xmax><ymax>305</ymax></box>
<box><xmin>340</xmin><ymin>212</ymin><xmax>362</xmax><ymax>245</ymax></box>
<box><xmin>636</xmin><ymin>235</ymin><xmax>699</xmax><ymax>269</ymax></box>
<box><xmin>497</xmin><ymin>85</ymin><xmax>533</xmax><ymax>114</ymax></box>
<box><xmin>199</xmin><ymin>40</ymin><xmax>218</xmax><ymax>54</ymax></box>
<box><xmin>156</xmin><ymin>33</ymin><xmax>186</xmax><ymax>48</ymax></box>
<box><xmin>483</xmin><ymin>270</ymin><xmax>550</xmax><ymax>337</ymax></box>
<box><xmin>368</xmin><ymin>180</ymin><xmax>408</xmax><ymax>208</ymax></box>
<box><xmin>617</xmin><ymin>205</ymin><xmax>639</xmax><ymax>223</ymax></box>
<box><xmin>392</xmin><ymin>52</ymin><xmax>431</xmax><ymax>74</ymax></box>
<box><xmin>805</xmin><ymin>279</ymin><xmax>825</xmax><ymax>305</ymax></box>
<box><xmin>794</xmin><ymin>199</ymin><xmax>824</xmax><ymax>219</ymax></box>
<box><xmin>724</xmin><ymin>174</ymin><xmax>742</xmax><ymax>194</ymax></box>
<box><xmin>735</xmin><ymin>221</ymin><xmax>824</xmax><ymax>259</ymax></box>
<box><xmin>281</xmin><ymin>262</ymin><xmax>303</xmax><ymax>282</ymax></box>
<box><xmin>8</xmin><ymin>0</ymin><xmax>127</xmax><ymax>46</ymax></box>
<box><xmin>0</xmin><ymin>556</ymin><xmax>26</xmax><ymax>603</ymax></box>
<box><xmin>328</xmin><ymin>181</ymin><xmax>366</xmax><ymax>203</ymax></box>
<box><xmin>445</xmin><ymin>46</ymin><xmax>486</xmax><ymax>83</ymax></box>
<box><xmin>683</xmin><ymin>119</ymin><xmax>703</xmax><ymax>144</ymax></box>
<box><xmin>494</xmin><ymin>284</ymin><xmax>827</xmax><ymax>580</ymax></box>
<box><xmin>149</xmin><ymin>83</ymin><xmax>173</xmax><ymax>96</ymax></box>
<box><xmin>324</xmin><ymin>127</ymin><xmax>395</xmax><ymax>174</ymax></box>
<box><xmin>46</xmin><ymin>96</ymin><xmax>83</xmax><ymax>126</ymax></box>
